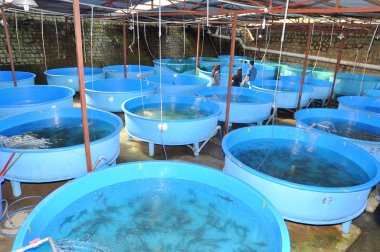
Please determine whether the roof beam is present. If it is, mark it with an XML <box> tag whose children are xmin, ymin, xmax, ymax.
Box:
<box><xmin>364</xmin><ymin>0</ymin><xmax>380</xmax><ymax>6</ymax></box>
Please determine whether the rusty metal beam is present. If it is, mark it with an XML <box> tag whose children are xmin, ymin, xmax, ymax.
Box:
<box><xmin>224</xmin><ymin>13</ymin><xmax>237</xmax><ymax>135</ymax></box>
<box><xmin>123</xmin><ymin>18</ymin><xmax>127</xmax><ymax>78</ymax></box>
<box><xmin>195</xmin><ymin>22</ymin><xmax>201</xmax><ymax>70</ymax></box>
<box><xmin>73</xmin><ymin>0</ymin><xmax>93</xmax><ymax>173</ymax></box>
<box><xmin>1</xmin><ymin>9</ymin><xmax>17</xmax><ymax>87</ymax></box>
<box><xmin>297</xmin><ymin>23</ymin><xmax>312</xmax><ymax>110</ymax></box>
<box><xmin>328</xmin><ymin>37</ymin><xmax>345</xmax><ymax>105</ymax></box>
<box><xmin>134</xmin><ymin>6</ymin><xmax>380</xmax><ymax>17</ymax></box>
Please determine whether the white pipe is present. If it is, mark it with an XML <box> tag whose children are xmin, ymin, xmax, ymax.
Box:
<box><xmin>212</xmin><ymin>33</ymin><xmax>380</xmax><ymax>71</ymax></box>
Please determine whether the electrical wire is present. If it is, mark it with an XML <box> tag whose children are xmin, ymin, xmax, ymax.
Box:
<box><xmin>40</xmin><ymin>12</ymin><xmax>47</xmax><ymax>71</ymax></box>
<box><xmin>0</xmin><ymin>196</ymin><xmax>43</xmax><ymax>238</ymax></box>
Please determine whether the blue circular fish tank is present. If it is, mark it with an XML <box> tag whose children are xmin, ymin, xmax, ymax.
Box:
<box><xmin>197</xmin><ymin>86</ymin><xmax>273</xmax><ymax>124</ymax></box>
<box><xmin>281</xmin><ymin>75</ymin><xmax>332</xmax><ymax>102</ymax></box>
<box><xmin>250</xmin><ymin>80</ymin><xmax>313</xmax><ymax>109</ymax></box>
<box><xmin>85</xmin><ymin>79</ymin><xmax>156</xmax><ymax>112</ymax></box>
<box><xmin>122</xmin><ymin>95</ymin><xmax>221</xmax><ymax>156</ymax></box>
<box><xmin>153</xmin><ymin>58</ymin><xmax>195</xmax><ymax>75</ymax></box>
<box><xmin>222</xmin><ymin>125</ymin><xmax>380</xmax><ymax>233</ymax></box>
<box><xmin>0</xmin><ymin>71</ymin><xmax>36</xmax><ymax>88</ymax></box>
<box><xmin>0</xmin><ymin>107</ymin><xmax>123</xmax><ymax>197</ymax></box>
<box><xmin>364</xmin><ymin>89</ymin><xmax>380</xmax><ymax>98</ymax></box>
<box><xmin>329</xmin><ymin>73</ymin><xmax>380</xmax><ymax>96</ymax></box>
<box><xmin>281</xmin><ymin>65</ymin><xmax>333</xmax><ymax>80</ymax></box>
<box><xmin>0</xmin><ymin>85</ymin><xmax>75</xmax><ymax>119</ymax></box>
<box><xmin>295</xmin><ymin>108</ymin><xmax>380</xmax><ymax>164</ymax></box>
<box><xmin>189</xmin><ymin>56</ymin><xmax>226</xmax><ymax>71</ymax></box>
<box><xmin>103</xmin><ymin>65</ymin><xmax>155</xmax><ymax>79</ymax></box>
<box><xmin>13</xmin><ymin>161</ymin><xmax>290</xmax><ymax>252</ymax></box>
<box><xmin>218</xmin><ymin>55</ymin><xmax>249</xmax><ymax>65</ymax></box>
<box><xmin>147</xmin><ymin>74</ymin><xmax>209</xmax><ymax>95</ymax></box>
<box><xmin>338</xmin><ymin>96</ymin><xmax>380</xmax><ymax>117</ymax></box>
<box><xmin>45</xmin><ymin>67</ymin><xmax>105</xmax><ymax>92</ymax></box>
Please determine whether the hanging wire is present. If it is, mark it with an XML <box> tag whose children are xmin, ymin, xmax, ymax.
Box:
<box><xmin>200</xmin><ymin>22</ymin><xmax>205</xmax><ymax>58</ymax></box>
<box><xmin>54</xmin><ymin>17</ymin><xmax>60</xmax><ymax>58</ymax></box>
<box><xmin>158</xmin><ymin>0</ymin><xmax>168</xmax><ymax>160</ymax></box>
<box><xmin>143</xmin><ymin>23</ymin><xmax>156</xmax><ymax>59</ymax></box>
<box><xmin>254</xmin><ymin>28</ymin><xmax>258</xmax><ymax>59</ymax></box>
<box><xmin>40</xmin><ymin>12</ymin><xmax>47</xmax><ymax>71</ymax></box>
<box><xmin>255</xmin><ymin>0</ymin><xmax>291</xmax><ymax>172</ymax></box>
<box><xmin>219</xmin><ymin>26</ymin><xmax>222</xmax><ymax>54</ymax></box>
<box><xmin>136</xmin><ymin>12</ymin><xmax>145</xmax><ymax>111</ymax></box>
<box><xmin>183</xmin><ymin>23</ymin><xmax>186</xmax><ymax>58</ymax></box>
<box><xmin>14</xmin><ymin>13</ymin><xmax>21</xmax><ymax>59</ymax></box>
<box><xmin>128</xmin><ymin>12</ymin><xmax>135</xmax><ymax>53</ymax></box>
<box><xmin>329</xmin><ymin>23</ymin><xmax>334</xmax><ymax>47</ymax></box>
<box><xmin>90</xmin><ymin>6</ymin><xmax>94</xmax><ymax>81</ymax></box>
<box><xmin>359</xmin><ymin>24</ymin><xmax>379</xmax><ymax>95</ymax></box>
<box><xmin>81</xmin><ymin>15</ymin><xmax>87</xmax><ymax>63</ymax></box>
<box><xmin>312</xmin><ymin>29</ymin><xmax>323</xmax><ymax>73</ymax></box>
<box><xmin>351</xmin><ymin>48</ymin><xmax>359</xmax><ymax>75</ymax></box>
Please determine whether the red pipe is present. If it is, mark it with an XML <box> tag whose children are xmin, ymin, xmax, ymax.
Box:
<box><xmin>0</xmin><ymin>152</ymin><xmax>15</xmax><ymax>177</ymax></box>
<box><xmin>297</xmin><ymin>23</ymin><xmax>312</xmax><ymax>110</ymax></box>
<box><xmin>195</xmin><ymin>23</ymin><xmax>201</xmax><ymax>72</ymax></box>
<box><xmin>123</xmin><ymin>18</ymin><xmax>127</xmax><ymax>79</ymax></box>
<box><xmin>1</xmin><ymin>8</ymin><xmax>17</xmax><ymax>87</ymax></box>
<box><xmin>223</xmin><ymin>13</ymin><xmax>238</xmax><ymax>135</ymax></box>
<box><xmin>73</xmin><ymin>0</ymin><xmax>93</xmax><ymax>173</ymax></box>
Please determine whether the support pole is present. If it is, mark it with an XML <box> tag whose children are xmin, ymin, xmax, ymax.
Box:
<box><xmin>223</xmin><ymin>13</ymin><xmax>238</xmax><ymax>135</ymax></box>
<box><xmin>328</xmin><ymin>36</ymin><xmax>345</xmax><ymax>105</ymax></box>
<box><xmin>297</xmin><ymin>23</ymin><xmax>312</xmax><ymax>110</ymax></box>
<box><xmin>123</xmin><ymin>18</ymin><xmax>127</xmax><ymax>78</ymax></box>
<box><xmin>73</xmin><ymin>0</ymin><xmax>92</xmax><ymax>173</ymax></box>
<box><xmin>1</xmin><ymin>8</ymin><xmax>17</xmax><ymax>87</ymax></box>
<box><xmin>195</xmin><ymin>22</ymin><xmax>201</xmax><ymax>73</ymax></box>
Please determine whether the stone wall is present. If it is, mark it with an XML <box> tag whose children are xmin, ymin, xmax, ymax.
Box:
<box><xmin>213</xmin><ymin>26</ymin><xmax>380</xmax><ymax>76</ymax></box>
<box><xmin>0</xmin><ymin>12</ymin><xmax>216</xmax><ymax>83</ymax></box>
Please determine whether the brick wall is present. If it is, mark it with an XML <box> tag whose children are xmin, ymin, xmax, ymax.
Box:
<box><xmin>0</xmin><ymin>12</ymin><xmax>216</xmax><ymax>83</ymax></box>
<box><xmin>213</xmin><ymin>26</ymin><xmax>380</xmax><ymax>76</ymax></box>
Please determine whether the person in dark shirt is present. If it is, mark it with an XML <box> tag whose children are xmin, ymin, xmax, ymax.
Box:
<box><xmin>232</xmin><ymin>67</ymin><xmax>243</xmax><ymax>87</ymax></box>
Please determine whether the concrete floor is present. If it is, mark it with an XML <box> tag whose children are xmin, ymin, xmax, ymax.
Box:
<box><xmin>1</xmin><ymin>102</ymin><xmax>379</xmax><ymax>251</ymax></box>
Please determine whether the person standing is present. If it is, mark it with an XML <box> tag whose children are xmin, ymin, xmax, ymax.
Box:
<box><xmin>211</xmin><ymin>64</ymin><xmax>221</xmax><ymax>86</ymax></box>
<box><xmin>241</xmin><ymin>60</ymin><xmax>257</xmax><ymax>87</ymax></box>
<box><xmin>232</xmin><ymin>67</ymin><xmax>243</xmax><ymax>87</ymax></box>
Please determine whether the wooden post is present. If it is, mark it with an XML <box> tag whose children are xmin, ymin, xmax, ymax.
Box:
<box><xmin>328</xmin><ymin>36</ymin><xmax>345</xmax><ymax>105</ymax></box>
<box><xmin>73</xmin><ymin>0</ymin><xmax>93</xmax><ymax>172</ymax></box>
<box><xmin>123</xmin><ymin>18</ymin><xmax>127</xmax><ymax>78</ymax></box>
<box><xmin>223</xmin><ymin>13</ymin><xmax>238</xmax><ymax>135</ymax></box>
<box><xmin>1</xmin><ymin>8</ymin><xmax>17</xmax><ymax>87</ymax></box>
<box><xmin>195</xmin><ymin>22</ymin><xmax>201</xmax><ymax>72</ymax></box>
<box><xmin>297</xmin><ymin>23</ymin><xmax>312</xmax><ymax>110</ymax></box>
